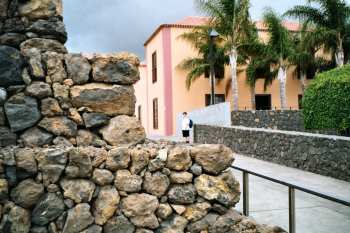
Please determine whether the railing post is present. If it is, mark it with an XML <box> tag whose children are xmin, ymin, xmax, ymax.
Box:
<box><xmin>289</xmin><ymin>187</ymin><xmax>296</xmax><ymax>233</ymax></box>
<box><xmin>243</xmin><ymin>171</ymin><xmax>249</xmax><ymax>216</ymax></box>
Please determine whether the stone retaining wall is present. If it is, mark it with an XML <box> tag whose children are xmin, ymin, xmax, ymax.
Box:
<box><xmin>194</xmin><ymin>125</ymin><xmax>350</xmax><ymax>182</ymax></box>
<box><xmin>0</xmin><ymin>142</ymin><xmax>286</xmax><ymax>233</ymax></box>
<box><xmin>231</xmin><ymin>110</ymin><xmax>305</xmax><ymax>131</ymax></box>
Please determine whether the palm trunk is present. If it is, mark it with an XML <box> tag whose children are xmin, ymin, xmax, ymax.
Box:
<box><xmin>277</xmin><ymin>65</ymin><xmax>287</xmax><ymax>110</ymax></box>
<box><xmin>335</xmin><ymin>37</ymin><xmax>344</xmax><ymax>67</ymax></box>
<box><xmin>249</xmin><ymin>85</ymin><xmax>256</xmax><ymax>110</ymax></box>
<box><xmin>300</xmin><ymin>71</ymin><xmax>307</xmax><ymax>94</ymax></box>
<box><xmin>229</xmin><ymin>48</ymin><xmax>239</xmax><ymax>111</ymax></box>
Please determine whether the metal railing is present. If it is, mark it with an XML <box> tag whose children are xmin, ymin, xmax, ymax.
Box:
<box><xmin>232</xmin><ymin>165</ymin><xmax>350</xmax><ymax>233</ymax></box>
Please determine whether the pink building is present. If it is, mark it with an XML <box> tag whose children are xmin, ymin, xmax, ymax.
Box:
<box><xmin>134</xmin><ymin>17</ymin><xmax>307</xmax><ymax>137</ymax></box>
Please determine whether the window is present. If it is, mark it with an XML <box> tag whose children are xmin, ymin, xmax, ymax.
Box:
<box><xmin>298</xmin><ymin>95</ymin><xmax>303</xmax><ymax>109</ymax></box>
<box><xmin>152</xmin><ymin>52</ymin><xmax>157</xmax><ymax>83</ymax></box>
<box><xmin>138</xmin><ymin>105</ymin><xmax>142</xmax><ymax>123</ymax></box>
<box><xmin>255</xmin><ymin>94</ymin><xmax>271</xmax><ymax>110</ymax></box>
<box><xmin>152</xmin><ymin>98</ymin><xmax>158</xmax><ymax>129</ymax></box>
<box><xmin>205</xmin><ymin>94</ymin><xmax>225</xmax><ymax>106</ymax></box>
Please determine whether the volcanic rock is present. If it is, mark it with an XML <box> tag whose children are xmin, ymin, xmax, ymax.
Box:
<box><xmin>92</xmin><ymin>53</ymin><xmax>140</xmax><ymax>85</ymax></box>
<box><xmin>92</xmin><ymin>169</ymin><xmax>114</xmax><ymax>186</ymax></box>
<box><xmin>0</xmin><ymin>127</ymin><xmax>17</xmax><ymax>147</ymax></box>
<box><xmin>65</xmin><ymin>53</ymin><xmax>91</xmax><ymax>84</ymax></box>
<box><xmin>18</xmin><ymin>0</ymin><xmax>63</xmax><ymax>20</ymax></box>
<box><xmin>115</xmin><ymin>170</ymin><xmax>142</xmax><ymax>193</ymax></box>
<box><xmin>166</xmin><ymin>146</ymin><xmax>192</xmax><ymax>171</ymax></box>
<box><xmin>65</xmin><ymin>147</ymin><xmax>92</xmax><ymax>178</ymax></box>
<box><xmin>11</xmin><ymin>179</ymin><xmax>44</xmax><ymax>208</ymax></box>
<box><xmin>0</xmin><ymin>33</ymin><xmax>27</xmax><ymax>47</ymax></box>
<box><xmin>41</xmin><ymin>97</ymin><xmax>63</xmax><ymax>117</ymax></box>
<box><xmin>104</xmin><ymin>215</ymin><xmax>135</xmax><ymax>233</ymax></box>
<box><xmin>24</xmin><ymin>48</ymin><xmax>45</xmax><ymax>79</ymax></box>
<box><xmin>4</xmin><ymin>93</ymin><xmax>41</xmax><ymax>132</ymax></box>
<box><xmin>195</xmin><ymin>171</ymin><xmax>240</xmax><ymax>207</ymax></box>
<box><xmin>121</xmin><ymin>193</ymin><xmax>159</xmax><ymax>217</ymax></box>
<box><xmin>15</xmin><ymin>148</ymin><xmax>38</xmax><ymax>176</ymax></box>
<box><xmin>129</xmin><ymin>147</ymin><xmax>150</xmax><ymax>174</ymax></box>
<box><xmin>70</xmin><ymin>83</ymin><xmax>135</xmax><ymax>116</ymax></box>
<box><xmin>27</xmin><ymin>17</ymin><xmax>67</xmax><ymax>43</ymax></box>
<box><xmin>106</xmin><ymin>147</ymin><xmax>130</xmax><ymax>171</ymax></box>
<box><xmin>35</xmin><ymin>147</ymin><xmax>68</xmax><ymax>185</ymax></box>
<box><xmin>93</xmin><ymin>186</ymin><xmax>120</xmax><ymax>225</ymax></box>
<box><xmin>60</xmin><ymin>179</ymin><xmax>95</xmax><ymax>203</ymax></box>
<box><xmin>20</xmin><ymin>38</ymin><xmax>67</xmax><ymax>54</ymax></box>
<box><xmin>191</xmin><ymin>144</ymin><xmax>234</xmax><ymax>175</ymax></box>
<box><xmin>143</xmin><ymin>172</ymin><xmax>170</xmax><ymax>197</ymax></box>
<box><xmin>62</xmin><ymin>203</ymin><xmax>94</xmax><ymax>233</ymax></box>
<box><xmin>32</xmin><ymin>193</ymin><xmax>65</xmax><ymax>226</ymax></box>
<box><xmin>100</xmin><ymin>115</ymin><xmax>146</xmax><ymax>147</ymax></box>
<box><xmin>83</xmin><ymin>112</ymin><xmax>110</xmax><ymax>128</ymax></box>
<box><xmin>20</xmin><ymin>127</ymin><xmax>53</xmax><ymax>147</ymax></box>
<box><xmin>38</xmin><ymin>116</ymin><xmax>77</xmax><ymax>137</ymax></box>
<box><xmin>168</xmin><ymin>184</ymin><xmax>197</xmax><ymax>204</ymax></box>
<box><xmin>43</xmin><ymin>51</ymin><xmax>67</xmax><ymax>83</ymax></box>
<box><xmin>0</xmin><ymin>46</ymin><xmax>24</xmax><ymax>87</ymax></box>
<box><xmin>25</xmin><ymin>81</ymin><xmax>52</xmax><ymax>98</ymax></box>
<box><xmin>1</xmin><ymin>205</ymin><xmax>31</xmax><ymax>233</ymax></box>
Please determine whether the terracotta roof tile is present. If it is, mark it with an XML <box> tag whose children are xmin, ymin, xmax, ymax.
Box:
<box><xmin>174</xmin><ymin>17</ymin><xmax>300</xmax><ymax>31</ymax></box>
<box><xmin>174</xmin><ymin>16</ymin><xmax>210</xmax><ymax>26</ymax></box>
<box><xmin>144</xmin><ymin>16</ymin><xmax>300</xmax><ymax>45</ymax></box>
<box><xmin>255</xmin><ymin>20</ymin><xmax>300</xmax><ymax>32</ymax></box>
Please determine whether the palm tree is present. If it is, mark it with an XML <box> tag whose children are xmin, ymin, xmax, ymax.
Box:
<box><xmin>285</xmin><ymin>0</ymin><xmax>350</xmax><ymax>67</ymax></box>
<box><xmin>289</xmin><ymin>25</ymin><xmax>333</xmax><ymax>93</ymax></box>
<box><xmin>195</xmin><ymin>0</ymin><xmax>253</xmax><ymax>110</ymax></box>
<box><xmin>246</xmin><ymin>55</ymin><xmax>277</xmax><ymax>109</ymax></box>
<box><xmin>239</xmin><ymin>22</ymin><xmax>274</xmax><ymax>109</ymax></box>
<box><xmin>263</xmin><ymin>9</ymin><xmax>294</xmax><ymax>110</ymax></box>
<box><xmin>177</xmin><ymin>26</ymin><xmax>228</xmax><ymax>90</ymax></box>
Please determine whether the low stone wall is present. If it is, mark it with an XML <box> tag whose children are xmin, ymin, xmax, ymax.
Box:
<box><xmin>0</xmin><ymin>142</ymin><xmax>285</xmax><ymax>233</ymax></box>
<box><xmin>231</xmin><ymin>110</ymin><xmax>304</xmax><ymax>131</ymax></box>
<box><xmin>194</xmin><ymin>125</ymin><xmax>350</xmax><ymax>182</ymax></box>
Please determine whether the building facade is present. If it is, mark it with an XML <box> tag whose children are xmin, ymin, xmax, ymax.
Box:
<box><xmin>134</xmin><ymin>16</ymin><xmax>309</xmax><ymax>136</ymax></box>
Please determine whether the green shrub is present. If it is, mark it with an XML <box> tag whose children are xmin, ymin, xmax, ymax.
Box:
<box><xmin>303</xmin><ymin>65</ymin><xmax>350</xmax><ymax>135</ymax></box>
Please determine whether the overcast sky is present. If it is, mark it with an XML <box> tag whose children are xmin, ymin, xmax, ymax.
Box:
<box><xmin>63</xmin><ymin>0</ymin><xmax>307</xmax><ymax>59</ymax></box>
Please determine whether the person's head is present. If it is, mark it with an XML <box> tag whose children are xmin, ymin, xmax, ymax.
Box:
<box><xmin>183</xmin><ymin>112</ymin><xmax>187</xmax><ymax>117</ymax></box>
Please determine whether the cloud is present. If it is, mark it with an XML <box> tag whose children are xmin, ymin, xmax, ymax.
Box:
<box><xmin>63</xmin><ymin>0</ymin><xmax>306</xmax><ymax>58</ymax></box>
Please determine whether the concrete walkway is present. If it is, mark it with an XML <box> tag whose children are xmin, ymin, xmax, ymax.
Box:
<box><xmin>232</xmin><ymin>154</ymin><xmax>350</xmax><ymax>233</ymax></box>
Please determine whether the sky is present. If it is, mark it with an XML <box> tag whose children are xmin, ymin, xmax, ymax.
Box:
<box><xmin>63</xmin><ymin>0</ymin><xmax>306</xmax><ymax>59</ymax></box>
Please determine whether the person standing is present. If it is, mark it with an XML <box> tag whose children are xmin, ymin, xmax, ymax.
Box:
<box><xmin>181</xmin><ymin>112</ymin><xmax>191</xmax><ymax>143</ymax></box>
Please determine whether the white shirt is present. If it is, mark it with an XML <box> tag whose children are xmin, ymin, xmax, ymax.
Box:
<box><xmin>182</xmin><ymin>117</ymin><xmax>190</xmax><ymax>131</ymax></box>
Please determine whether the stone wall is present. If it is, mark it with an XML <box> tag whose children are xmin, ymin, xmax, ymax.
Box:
<box><xmin>194</xmin><ymin>125</ymin><xmax>350</xmax><ymax>182</ymax></box>
<box><xmin>0</xmin><ymin>142</ymin><xmax>287</xmax><ymax>233</ymax></box>
<box><xmin>0</xmin><ymin>0</ymin><xmax>145</xmax><ymax>148</ymax></box>
<box><xmin>0</xmin><ymin>1</ymin><xmax>287</xmax><ymax>233</ymax></box>
<box><xmin>231</xmin><ymin>110</ymin><xmax>305</xmax><ymax>131</ymax></box>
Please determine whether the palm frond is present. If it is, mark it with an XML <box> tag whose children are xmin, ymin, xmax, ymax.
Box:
<box><xmin>185</xmin><ymin>64</ymin><xmax>209</xmax><ymax>90</ymax></box>
<box><xmin>177</xmin><ymin>25</ymin><xmax>229</xmax><ymax>90</ymax></box>
<box><xmin>284</xmin><ymin>0</ymin><xmax>350</xmax><ymax>65</ymax></box>
<box><xmin>263</xmin><ymin>8</ymin><xmax>293</xmax><ymax>60</ymax></box>
<box><xmin>285</xmin><ymin>5</ymin><xmax>326</xmax><ymax>26</ymax></box>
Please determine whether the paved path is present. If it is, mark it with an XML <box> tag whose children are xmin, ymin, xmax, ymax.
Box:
<box><xmin>232</xmin><ymin>154</ymin><xmax>350</xmax><ymax>233</ymax></box>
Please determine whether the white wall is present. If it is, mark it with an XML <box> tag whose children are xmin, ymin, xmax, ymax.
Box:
<box><xmin>176</xmin><ymin>102</ymin><xmax>231</xmax><ymax>136</ymax></box>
